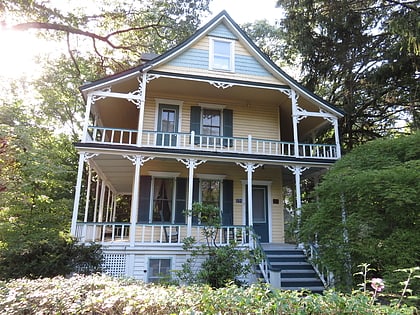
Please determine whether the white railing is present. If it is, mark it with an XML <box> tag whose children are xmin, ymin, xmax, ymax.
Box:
<box><xmin>75</xmin><ymin>222</ymin><xmax>131</xmax><ymax>243</ymax></box>
<box><xmin>85</xmin><ymin>126</ymin><xmax>339</xmax><ymax>159</ymax></box>
<box><xmin>74</xmin><ymin>222</ymin><xmax>248</xmax><ymax>246</ymax></box>
<box><xmin>87</xmin><ymin>126</ymin><xmax>137</xmax><ymax>145</ymax></box>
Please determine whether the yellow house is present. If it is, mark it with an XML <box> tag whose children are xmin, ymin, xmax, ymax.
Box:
<box><xmin>71</xmin><ymin>11</ymin><xmax>343</xmax><ymax>290</ymax></box>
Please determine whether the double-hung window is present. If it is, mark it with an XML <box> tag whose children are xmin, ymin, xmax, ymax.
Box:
<box><xmin>202</xmin><ymin>109</ymin><xmax>221</xmax><ymax>144</ymax></box>
<box><xmin>210</xmin><ymin>38</ymin><xmax>234</xmax><ymax>72</ymax></box>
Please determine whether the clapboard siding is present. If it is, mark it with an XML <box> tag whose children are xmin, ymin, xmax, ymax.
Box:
<box><xmin>208</xmin><ymin>23</ymin><xmax>238</xmax><ymax>40</ymax></box>
<box><xmin>144</xmin><ymin>95</ymin><xmax>281</xmax><ymax>140</ymax></box>
<box><xmin>165</xmin><ymin>48</ymin><xmax>274</xmax><ymax>79</ymax></box>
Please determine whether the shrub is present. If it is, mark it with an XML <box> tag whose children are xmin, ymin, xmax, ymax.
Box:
<box><xmin>0</xmin><ymin>275</ymin><xmax>417</xmax><ymax>314</ymax></box>
<box><xmin>0</xmin><ymin>235</ymin><xmax>102</xmax><ymax>280</ymax></box>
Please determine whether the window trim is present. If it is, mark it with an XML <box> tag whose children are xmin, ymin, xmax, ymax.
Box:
<box><xmin>154</xmin><ymin>98</ymin><xmax>183</xmax><ymax>133</ymax></box>
<box><xmin>209</xmin><ymin>37</ymin><xmax>235</xmax><ymax>72</ymax></box>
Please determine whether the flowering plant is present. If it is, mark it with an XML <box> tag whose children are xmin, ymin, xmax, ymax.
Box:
<box><xmin>371</xmin><ymin>278</ymin><xmax>385</xmax><ymax>292</ymax></box>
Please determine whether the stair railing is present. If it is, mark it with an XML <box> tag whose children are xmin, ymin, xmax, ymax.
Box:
<box><xmin>249</xmin><ymin>228</ymin><xmax>271</xmax><ymax>284</ymax></box>
<box><xmin>304</xmin><ymin>242</ymin><xmax>334</xmax><ymax>288</ymax></box>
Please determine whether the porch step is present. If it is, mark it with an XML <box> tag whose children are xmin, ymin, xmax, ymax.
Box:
<box><xmin>256</xmin><ymin>244</ymin><xmax>325</xmax><ymax>294</ymax></box>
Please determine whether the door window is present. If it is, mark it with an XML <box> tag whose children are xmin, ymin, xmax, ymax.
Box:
<box><xmin>152</xmin><ymin>178</ymin><xmax>173</xmax><ymax>222</ymax></box>
<box><xmin>157</xmin><ymin>104</ymin><xmax>178</xmax><ymax>146</ymax></box>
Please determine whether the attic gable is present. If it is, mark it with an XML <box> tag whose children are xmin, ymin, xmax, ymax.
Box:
<box><xmin>152</xmin><ymin>19</ymin><xmax>283</xmax><ymax>85</ymax></box>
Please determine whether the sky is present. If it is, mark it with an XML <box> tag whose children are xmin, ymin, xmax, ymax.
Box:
<box><xmin>209</xmin><ymin>0</ymin><xmax>282</xmax><ymax>24</ymax></box>
<box><xmin>0</xmin><ymin>0</ymin><xmax>282</xmax><ymax>78</ymax></box>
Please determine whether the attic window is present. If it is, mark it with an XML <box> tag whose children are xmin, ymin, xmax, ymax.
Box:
<box><xmin>209</xmin><ymin>38</ymin><xmax>234</xmax><ymax>72</ymax></box>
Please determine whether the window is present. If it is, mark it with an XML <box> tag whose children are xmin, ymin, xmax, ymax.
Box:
<box><xmin>152</xmin><ymin>178</ymin><xmax>173</xmax><ymax>222</ymax></box>
<box><xmin>201</xmin><ymin>179</ymin><xmax>221</xmax><ymax>208</ymax></box>
<box><xmin>148</xmin><ymin>258</ymin><xmax>171</xmax><ymax>283</ymax></box>
<box><xmin>202</xmin><ymin>109</ymin><xmax>221</xmax><ymax>137</ymax></box>
<box><xmin>157</xmin><ymin>103</ymin><xmax>179</xmax><ymax>146</ymax></box>
<box><xmin>160</xmin><ymin>109</ymin><xmax>176</xmax><ymax>133</ymax></box>
<box><xmin>210</xmin><ymin>38</ymin><xmax>234</xmax><ymax>71</ymax></box>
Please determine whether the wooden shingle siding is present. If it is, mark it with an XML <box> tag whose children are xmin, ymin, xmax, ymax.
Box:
<box><xmin>209</xmin><ymin>23</ymin><xmax>238</xmax><ymax>40</ymax></box>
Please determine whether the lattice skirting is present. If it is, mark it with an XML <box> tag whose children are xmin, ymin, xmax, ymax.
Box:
<box><xmin>103</xmin><ymin>253</ymin><xmax>126</xmax><ymax>276</ymax></box>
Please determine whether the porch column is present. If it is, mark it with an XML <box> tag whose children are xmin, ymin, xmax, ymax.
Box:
<box><xmin>70</xmin><ymin>152</ymin><xmax>98</xmax><ymax>236</ymax></box>
<box><xmin>93</xmin><ymin>176</ymin><xmax>100</xmax><ymax>222</ymax></box>
<box><xmin>97</xmin><ymin>180</ymin><xmax>106</xmax><ymax>222</ymax></box>
<box><xmin>177</xmin><ymin>158</ymin><xmax>206</xmax><ymax>236</ymax></box>
<box><xmin>82</xmin><ymin>94</ymin><xmax>93</xmax><ymax>142</ymax></box>
<box><xmin>81</xmin><ymin>164</ymin><xmax>93</xmax><ymax>242</ymax></box>
<box><xmin>125</xmin><ymin>155</ymin><xmax>154</xmax><ymax>246</ymax></box>
<box><xmin>290</xmin><ymin>90</ymin><xmax>300</xmax><ymax>157</ymax></box>
<box><xmin>237</xmin><ymin>162</ymin><xmax>262</xmax><ymax>232</ymax></box>
<box><xmin>136</xmin><ymin>73</ymin><xmax>147</xmax><ymax>145</ymax></box>
<box><xmin>332</xmin><ymin>117</ymin><xmax>341</xmax><ymax>158</ymax></box>
<box><xmin>285</xmin><ymin>165</ymin><xmax>308</xmax><ymax>241</ymax></box>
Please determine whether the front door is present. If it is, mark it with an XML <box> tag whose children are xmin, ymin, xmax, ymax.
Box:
<box><xmin>247</xmin><ymin>185</ymin><xmax>269</xmax><ymax>242</ymax></box>
<box><xmin>157</xmin><ymin>104</ymin><xmax>178</xmax><ymax>146</ymax></box>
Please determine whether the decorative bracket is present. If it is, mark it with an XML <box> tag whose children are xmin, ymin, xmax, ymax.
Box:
<box><xmin>83</xmin><ymin>153</ymin><xmax>99</xmax><ymax>162</ymax></box>
<box><xmin>91</xmin><ymin>87</ymin><xmax>111</xmax><ymax>103</ymax></box>
<box><xmin>294</xmin><ymin>106</ymin><xmax>308</xmax><ymax>122</ymax></box>
<box><xmin>127</xmin><ymin>90</ymin><xmax>142</xmax><ymax>108</ymax></box>
<box><xmin>146</xmin><ymin>73</ymin><xmax>160</xmax><ymax>83</ymax></box>
<box><xmin>285</xmin><ymin>165</ymin><xmax>309</xmax><ymax>176</ymax></box>
<box><xmin>177</xmin><ymin>158</ymin><xmax>206</xmax><ymax>169</ymax></box>
<box><xmin>320</xmin><ymin>109</ymin><xmax>334</xmax><ymax>123</ymax></box>
<box><xmin>123</xmin><ymin>155</ymin><xmax>154</xmax><ymax>166</ymax></box>
<box><xmin>279</xmin><ymin>88</ymin><xmax>291</xmax><ymax>98</ymax></box>
<box><xmin>209</xmin><ymin>81</ymin><xmax>233</xmax><ymax>89</ymax></box>
<box><xmin>236</xmin><ymin>162</ymin><xmax>263</xmax><ymax>173</ymax></box>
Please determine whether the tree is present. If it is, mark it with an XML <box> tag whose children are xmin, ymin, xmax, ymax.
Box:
<box><xmin>1</xmin><ymin>0</ymin><xmax>211</xmax><ymax>73</ymax></box>
<box><xmin>276</xmin><ymin>0</ymin><xmax>419</xmax><ymax>150</ymax></box>
<box><xmin>299</xmin><ymin>133</ymin><xmax>420</xmax><ymax>293</ymax></box>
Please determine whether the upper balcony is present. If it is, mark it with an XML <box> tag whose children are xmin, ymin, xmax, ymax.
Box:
<box><xmin>85</xmin><ymin>126</ymin><xmax>339</xmax><ymax>160</ymax></box>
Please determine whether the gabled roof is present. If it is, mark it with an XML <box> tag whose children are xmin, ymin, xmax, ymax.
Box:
<box><xmin>80</xmin><ymin>10</ymin><xmax>344</xmax><ymax>117</ymax></box>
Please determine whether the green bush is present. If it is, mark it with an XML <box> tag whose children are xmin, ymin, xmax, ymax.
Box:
<box><xmin>0</xmin><ymin>236</ymin><xmax>103</xmax><ymax>280</ymax></box>
<box><xmin>0</xmin><ymin>274</ymin><xmax>417</xmax><ymax>314</ymax></box>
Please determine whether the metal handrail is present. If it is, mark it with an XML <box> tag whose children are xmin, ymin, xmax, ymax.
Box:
<box><xmin>304</xmin><ymin>242</ymin><xmax>334</xmax><ymax>288</ymax></box>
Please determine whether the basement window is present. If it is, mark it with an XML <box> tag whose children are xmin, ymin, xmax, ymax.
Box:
<box><xmin>148</xmin><ymin>258</ymin><xmax>171</xmax><ymax>283</ymax></box>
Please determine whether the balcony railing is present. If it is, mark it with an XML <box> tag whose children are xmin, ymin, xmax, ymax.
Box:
<box><xmin>86</xmin><ymin>126</ymin><xmax>339</xmax><ymax>159</ymax></box>
<box><xmin>74</xmin><ymin>222</ymin><xmax>248</xmax><ymax>246</ymax></box>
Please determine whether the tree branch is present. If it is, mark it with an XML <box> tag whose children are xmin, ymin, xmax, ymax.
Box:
<box><xmin>10</xmin><ymin>21</ymin><xmax>165</xmax><ymax>50</ymax></box>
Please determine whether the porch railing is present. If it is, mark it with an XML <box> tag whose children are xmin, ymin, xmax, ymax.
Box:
<box><xmin>74</xmin><ymin>222</ymin><xmax>248</xmax><ymax>246</ymax></box>
<box><xmin>86</xmin><ymin>126</ymin><xmax>339</xmax><ymax>159</ymax></box>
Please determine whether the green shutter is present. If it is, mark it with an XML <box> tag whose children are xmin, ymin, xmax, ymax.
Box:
<box><xmin>223</xmin><ymin>109</ymin><xmax>233</xmax><ymax>146</ymax></box>
<box><xmin>138</xmin><ymin>176</ymin><xmax>151</xmax><ymax>223</ymax></box>
<box><xmin>190</xmin><ymin>106</ymin><xmax>201</xmax><ymax>144</ymax></box>
<box><xmin>222</xmin><ymin>180</ymin><xmax>233</xmax><ymax>225</ymax></box>
<box><xmin>175</xmin><ymin>178</ymin><xmax>187</xmax><ymax>224</ymax></box>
